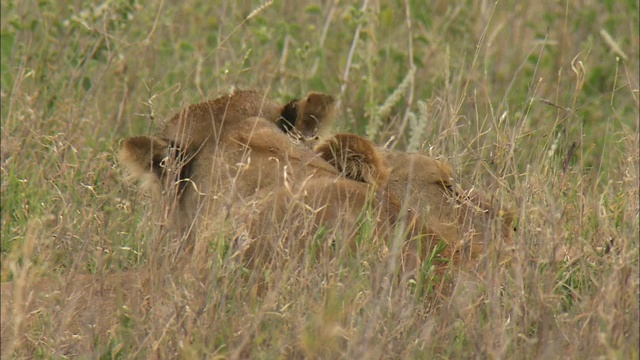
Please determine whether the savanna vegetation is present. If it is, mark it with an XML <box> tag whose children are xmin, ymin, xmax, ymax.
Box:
<box><xmin>1</xmin><ymin>0</ymin><xmax>638</xmax><ymax>358</ymax></box>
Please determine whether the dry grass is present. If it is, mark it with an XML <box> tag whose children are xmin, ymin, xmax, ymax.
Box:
<box><xmin>1</xmin><ymin>0</ymin><xmax>638</xmax><ymax>358</ymax></box>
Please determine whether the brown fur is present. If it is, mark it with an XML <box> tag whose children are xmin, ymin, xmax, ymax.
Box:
<box><xmin>315</xmin><ymin>133</ymin><xmax>391</xmax><ymax>187</ymax></box>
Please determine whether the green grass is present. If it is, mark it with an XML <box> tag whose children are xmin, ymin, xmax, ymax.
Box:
<box><xmin>1</xmin><ymin>0</ymin><xmax>638</xmax><ymax>358</ymax></box>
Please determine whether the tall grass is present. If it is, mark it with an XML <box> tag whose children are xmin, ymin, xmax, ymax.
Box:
<box><xmin>1</xmin><ymin>0</ymin><xmax>638</xmax><ymax>358</ymax></box>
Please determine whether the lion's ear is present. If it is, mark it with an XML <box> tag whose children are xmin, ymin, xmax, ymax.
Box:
<box><xmin>297</xmin><ymin>92</ymin><xmax>337</xmax><ymax>139</ymax></box>
<box><xmin>435</xmin><ymin>161</ymin><xmax>453</xmax><ymax>188</ymax></box>
<box><xmin>120</xmin><ymin>136</ymin><xmax>193</xmax><ymax>193</ymax></box>
<box><xmin>277</xmin><ymin>99</ymin><xmax>299</xmax><ymax>133</ymax></box>
<box><xmin>277</xmin><ymin>92</ymin><xmax>337</xmax><ymax>139</ymax></box>
<box><xmin>120</xmin><ymin>136</ymin><xmax>171</xmax><ymax>180</ymax></box>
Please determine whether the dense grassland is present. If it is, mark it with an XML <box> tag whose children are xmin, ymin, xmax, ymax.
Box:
<box><xmin>1</xmin><ymin>0</ymin><xmax>638</xmax><ymax>358</ymax></box>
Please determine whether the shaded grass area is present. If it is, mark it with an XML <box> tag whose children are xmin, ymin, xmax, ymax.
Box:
<box><xmin>1</xmin><ymin>0</ymin><xmax>638</xmax><ymax>358</ymax></box>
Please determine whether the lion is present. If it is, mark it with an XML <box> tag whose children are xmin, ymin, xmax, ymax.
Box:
<box><xmin>377</xmin><ymin>148</ymin><xmax>515</xmax><ymax>270</ymax></box>
<box><xmin>280</xmin><ymin>118</ymin><xmax>515</xmax><ymax>273</ymax></box>
<box><xmin>120</xmin><ymin>88</ymin><xmax>512</xmax><ymax>274</ymax></box>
